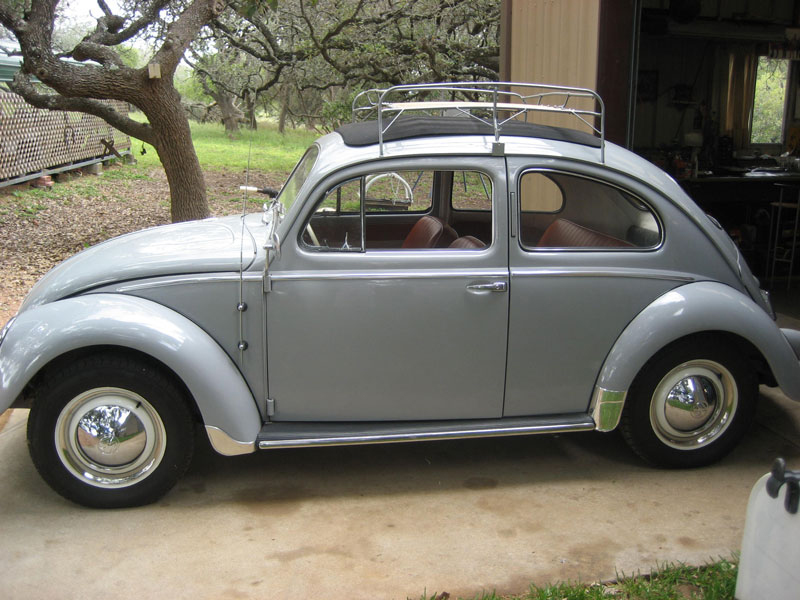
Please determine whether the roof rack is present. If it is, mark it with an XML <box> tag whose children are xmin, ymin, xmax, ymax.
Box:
<box><xmin>351</xmin><ymin>81</ymin><xmax>606</xmax><ymax>162</ymax></box>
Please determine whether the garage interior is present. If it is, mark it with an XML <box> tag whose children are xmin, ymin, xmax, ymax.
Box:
<box><xmin>502</xmin><ymin>0</ymin><xmax>800</xmax><ymax>317</ymax></box>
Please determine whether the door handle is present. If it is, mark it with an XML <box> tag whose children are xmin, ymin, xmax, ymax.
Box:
<box><xmin>466</xmin><ymin>281</ymin><xmax>508</xmax><ymax>292</ymax></box>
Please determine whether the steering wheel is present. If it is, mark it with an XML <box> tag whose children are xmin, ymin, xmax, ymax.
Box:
<box><xmin>364</xmin><ymin>172</ymin><xmax>414</xmax><ymax>207</ymax></box>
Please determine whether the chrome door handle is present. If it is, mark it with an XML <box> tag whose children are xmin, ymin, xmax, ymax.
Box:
<box><xmin>466</xmin><ymin>281</ymin><xmax>508</xmax><ymax>292</ymax></box>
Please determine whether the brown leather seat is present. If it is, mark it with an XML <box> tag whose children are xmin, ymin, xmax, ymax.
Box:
<box><xmin>537</xmin><ymin>218</ymin><xmax>632</xmax><ymax>248</ymax></box>
<box><xmin>449</xmin><ymin>235</ymin><xmax>485</xmax><ymax>249</ymax></box>
<box><xmin>402</xmin><ymin>216</ymin><xmax>457</xmax><ymax>249</ymax></box>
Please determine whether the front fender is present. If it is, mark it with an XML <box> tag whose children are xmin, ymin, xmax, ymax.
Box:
<box><xmin>0</xmin><ymin>294</ymin><xmax>261</xmax><ymax>448</ymax></box>
<box><xmin>596</xmin><ymin>281</ymin><xmax>800</xmax><ymax>403</ymax></box>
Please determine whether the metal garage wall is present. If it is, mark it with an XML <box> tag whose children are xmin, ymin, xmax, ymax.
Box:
<box><xmin>501</xmin><ymin>0</ymin><xmax>601</xmax><ymax>132</ymax></box>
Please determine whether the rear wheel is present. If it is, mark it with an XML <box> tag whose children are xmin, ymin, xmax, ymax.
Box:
<box><xmin>620</xmin><ymin>338</ymin><xmax>757</xmax><ymax>467</ymax></box>
<box><xmin>27</xmin><ymin>355</ymin><xmax>194</xmax><ymax>508</ymax></box>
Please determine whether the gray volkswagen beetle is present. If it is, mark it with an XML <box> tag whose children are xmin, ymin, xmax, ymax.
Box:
<box><xmin>2</xmin><ymin>82</ymin><xmax>800</xmax><ymax>508</ymax></box>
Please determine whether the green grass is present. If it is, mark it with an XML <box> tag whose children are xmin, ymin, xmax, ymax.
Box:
<box><xmin>130</xmin><ymin>116</ymin><xmax>318</xmax><ymax>174</ymax></box>
<box><xmin>418</xmin><ymin>559</ymin><xmax>738</xmax><ymax>600</ymax></box>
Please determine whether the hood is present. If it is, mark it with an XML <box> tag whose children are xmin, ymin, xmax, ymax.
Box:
<box><xmin>20</xmin><ymin>214</ymin><xmax>262</xmax><ymax>311</ymax></box>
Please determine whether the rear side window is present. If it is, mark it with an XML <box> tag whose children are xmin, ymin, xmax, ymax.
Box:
<box><xmin>518</xmin><ymin>171</ymin><xmax>660</xmax><ymax>250</ymax></box>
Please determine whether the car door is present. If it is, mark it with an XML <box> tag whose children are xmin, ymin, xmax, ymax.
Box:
<box><xmin>503</xmin><ymin>158</ymin><xmax>684</xmax><ymax>417</ymax></box>
<box><xmin>266</xmin><ymin>158</ymin><xmax>509</xmax><ymax>421</ymax></box>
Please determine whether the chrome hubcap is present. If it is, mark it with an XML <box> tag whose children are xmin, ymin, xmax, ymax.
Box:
<box><xmin>650</xmin><ymin>360</ymin><xmax>737</xmax><ymax>450</ymax></box>
<box><xmin>56</xmin><ymin>388</ymin><xmax>166</xmax><ymax>489</ymax></box>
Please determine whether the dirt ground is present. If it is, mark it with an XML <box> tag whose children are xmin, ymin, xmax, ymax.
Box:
<box><xmin>0</xmin><ymin>164</ymin><xmax>279</xmax><ymax>326</ymax></box>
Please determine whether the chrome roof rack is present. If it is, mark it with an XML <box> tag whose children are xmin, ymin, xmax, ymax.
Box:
<box><xmin>351</xmin><ymin>81</ymin><xmax>606</xmax><ymax>162</ymax></box>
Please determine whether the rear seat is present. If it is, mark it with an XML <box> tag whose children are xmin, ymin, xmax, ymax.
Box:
<box><xmin>449</xmin><ymin>235</ymin><xmax>485</xmax><ymax>249</ymax></box>
<box><xmin>537</xmin><ymin>218</ymin><xmax>633</xmax><ymax>248</ymax></box>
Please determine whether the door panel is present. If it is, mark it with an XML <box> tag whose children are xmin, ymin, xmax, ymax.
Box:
<box><xmin>503</xmin><ymin>158</ymin><xmax>677</xmax><ymax>417</ymax></box>
<box><xmin>267</xmin><ymin>269</ymin><xmax>508</xmax><ymax>420</ymax></box>
<box><xmin>267</xmin><ymin>158</ymin><xmax>509</xmax><ymax>422</ymax></box>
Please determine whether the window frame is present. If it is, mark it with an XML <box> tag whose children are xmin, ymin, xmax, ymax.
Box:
<box><xmin>516</xmin><ymin>168</ymin><xmax>663</xmax><ymax>253</ymax></box>
<box><xmin>749</xmin><ymin>55</ymin><xmax>791</xmax><ymax>151</ymax></box>
<box><xmin>299</xmin><ymin>165</ymin><xmax>496</xmax><ymax>254</ymax></box>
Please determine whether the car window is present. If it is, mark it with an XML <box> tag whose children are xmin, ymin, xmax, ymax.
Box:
<box><xmin>451</xmin><ymin>171</ymin><xmax>493</xmax><ymax>211</ymax></box>
<box><xmin>518</xmin><ymin>171</ymin><xmax>660</xmax><ymax>250</ymax></box>
<box><xmin>277</xmin><ymin>145</ymin><xmax>319</xmax><ymax>212</ymax></box>
<box><xmin>302</xmin><ymin>169</ymin><xmax>492</xmax><ymax>251</ymax></box>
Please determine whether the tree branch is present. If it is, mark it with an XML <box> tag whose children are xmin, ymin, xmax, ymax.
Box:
<box><xmin>9</xmin><ymin>72</ymin><xmax>155</xmax><ymax>143</ymax></box>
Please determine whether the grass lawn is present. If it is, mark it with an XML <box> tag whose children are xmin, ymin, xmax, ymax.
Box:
<box><xmin>419</xmin><ymin>559</ymin><xmax>738</xmax><ymax>599</ymax></box>
<box><xmin>132</xmin><ymin>117</ymin><xmax>319</xmax><ymax>175</ymax></box>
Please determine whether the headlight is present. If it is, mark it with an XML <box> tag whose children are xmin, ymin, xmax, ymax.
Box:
<box><xmin>0</xmin><ymin>316</ymin><xmax>16</xmax><ymax>348</ymax></box>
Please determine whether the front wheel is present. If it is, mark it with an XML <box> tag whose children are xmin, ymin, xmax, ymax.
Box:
<box><xmin>27</xmin><ymin>355</ymin><xmax>195</xmax><ymax>508</ymax></box>
<box><xmin>620</xmin><ymin>338</ymin><xmax>757</xmax><ymax>468</ymax></box>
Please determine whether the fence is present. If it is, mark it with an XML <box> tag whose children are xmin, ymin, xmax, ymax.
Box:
<box><xmin>0</xmin><ymin>92</ymin><xmax>131</xmax><ymax>186</ymax></box>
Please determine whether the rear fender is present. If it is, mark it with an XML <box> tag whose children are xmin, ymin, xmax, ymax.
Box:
<box><xmin>0</xmin><ymin>294</ymin><xmax>261</xmax><ymax>449</ymax></box>
<box><xmin>595</xmin><ymin>281</ymin><xmax>800</xmax><ymax>418</ymax></box>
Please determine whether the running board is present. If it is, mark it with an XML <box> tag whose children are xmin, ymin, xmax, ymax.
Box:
<box><xmin>257</xmin><ymin>414</ymin><xmax>596</xmax><ymax>450</ymax></box>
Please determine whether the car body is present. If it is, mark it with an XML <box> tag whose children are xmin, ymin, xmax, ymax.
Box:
<box><xmin>2</xmin><ymin>82</ymin><xmax>800</xmax><ymax>508</ymax></box>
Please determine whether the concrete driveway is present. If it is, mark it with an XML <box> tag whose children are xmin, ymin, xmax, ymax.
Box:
<box><xmin>1</xmin><ymin>388</ymin><xmax>799</xmax><ymax>600</ymax></box>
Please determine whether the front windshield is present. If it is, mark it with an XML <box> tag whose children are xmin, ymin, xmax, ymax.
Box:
<box><xmin>277</xmin><ymin>145</ymin><xmax>319</xmax><ymax>212</ymax></box>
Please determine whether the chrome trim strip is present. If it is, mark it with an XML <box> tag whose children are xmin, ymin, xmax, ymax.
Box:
<box><xmin>115</xmin><ymin>273</ymin><xmax>263</xmax><ymax>292</ymax></box>
<box><xmin>590</xmin><ymin>387</ymin><xmax>627</xmax><ymax>432</ymax></box>
<box><xmin>205</xmin><ymin>426</ymin><xmax>256</xmax><ymax>456</ymax></box>
<box><xmin>257</xmin><ymin>418</ymin><xmax>595</xmax><ymax>449</ymax></box>
<box><xmin>270</xmin><ymin>269</ymin><xmax>509</xmax><ymax>282</ymax></box>
<box><xmin>511</xmin><ymin>268</ymin><xmax>695</xmax><ymax>283</ymax></box>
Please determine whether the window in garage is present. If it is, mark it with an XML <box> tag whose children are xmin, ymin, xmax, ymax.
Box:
<box><xmin>750</xmin><ymin>57</ymin><xmax>789</xmax><ymax>145</ymax></box>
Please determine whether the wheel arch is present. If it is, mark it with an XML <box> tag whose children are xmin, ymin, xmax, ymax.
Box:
<box><xmin>0</xmin><ymin>294</ymin><xmax>262</xmax><ymax>448</ymax></box>
<box><xmin>25</xmin><ymin>345</ymin><xmax>200</xmax><ymax>418</ymax></box>
<box><xmin>593</xmin><ymin>282</ymin><xmax>800</xmax><ymax>430</ymax></box>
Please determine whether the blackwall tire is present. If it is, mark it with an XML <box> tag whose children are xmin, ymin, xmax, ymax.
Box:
<box><xmin>27</xmin><ymin>355</ymin><xmax>194</xmax><ymax>508</ymax></box>
<box><xmin>620</xmin><ymin>338</ymin><xmax>757</xmax><ymax>468</ymax></box>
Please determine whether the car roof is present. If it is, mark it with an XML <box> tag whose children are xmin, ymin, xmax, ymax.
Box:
<box><xmin>335</xmin><ymin>116</ymin><xmax>601</xmax><ymax>149</ymax></box>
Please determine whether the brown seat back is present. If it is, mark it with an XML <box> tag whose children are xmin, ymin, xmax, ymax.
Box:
<box><xmin>402</xmin><ymin>216</ymin><xmax>446</xmax><ymax>249</ymax></box>
<box><xmin>537</xmin><ymin>219</ymin><xmax>632</xmax><ymax>248</ymax></box>
<box><xmin>449</xmin><ymin>235</ymin><xmax>485</xmax><ymax>249</ymax></box>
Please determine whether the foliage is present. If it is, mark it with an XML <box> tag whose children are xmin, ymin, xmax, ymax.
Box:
<box><xmin>415</xmin><ymin>559</ymin><xmax>738</xmax><ymax>600</ymax></box>
<box><xmin>751</xmin><ymin>56</ymin><xmax>788</xmax><ymax>145</ymax></box>
<box><xmin>131</xmin><ymin>115</ymin><xmax>318</xmax><ymax>173</ymax></box>
<box><xmin>196</xmin><ymin>0</ymin><xmax>501</xmax><ymax>131</ymax></box>
<box><xmin>0</xmin><ymin>0</ymin><xmax>226</xmax><ymax>222</ymax></box>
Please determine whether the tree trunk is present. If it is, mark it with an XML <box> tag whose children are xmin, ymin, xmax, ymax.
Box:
<box><xmin>146</xmin><ymin>92</ymin><xmax>210</xmax><ymax>223</ymax></box>
<box><xmin>245</xmin><ymin>93</ymin><xmax>257</xmax><ymax>130</ymax></box>
<box><xmin>278</xmin><ymin>100</ymin><xmax>288</xmax><ymax>134</ymax></box>
<box><xmin>212</xmin><ymin>91</ymin><xmax>241</xmax><ymax>135</ymax></box>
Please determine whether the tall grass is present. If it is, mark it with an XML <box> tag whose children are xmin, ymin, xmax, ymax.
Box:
<box><xmin>131</xmin><ymin>117</ymin><xmax>319</xmax><ymax>174</ymax></box>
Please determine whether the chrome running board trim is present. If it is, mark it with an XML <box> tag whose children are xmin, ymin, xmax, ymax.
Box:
<box><xmin>257</xmin><ymin>415</ymin><xmax>596</xmax><ymax>450</ymax></box>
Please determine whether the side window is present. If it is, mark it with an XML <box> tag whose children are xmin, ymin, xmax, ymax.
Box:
<box><xmin>303</xmin><ymin>169</ymin><xmax>493</xmax><ymax>252</ymax></box>
<box><xmin>451</xmin><ymin>171</ymin><xmax>493</xmax><ymax>211</ymax></box>
<box><xmin>365</xmin><ymin>171</ymin><xmax>433</xmax><ymax>212</ymax></box>
<box><xmin>518</xmin><ymin>171</ymin><xmax>660</xmax><ymax>250</ymax></box>
<box><xmin>302</xmin><ymin>178</ymin><xmax>363</xmax><ymax>251</ymax></box>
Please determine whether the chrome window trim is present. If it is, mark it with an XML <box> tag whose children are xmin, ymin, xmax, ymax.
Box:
<box><xmin>516</xmin><ymin>167</ymin><xmax>665</xmax><ymax>252</ymax></box>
